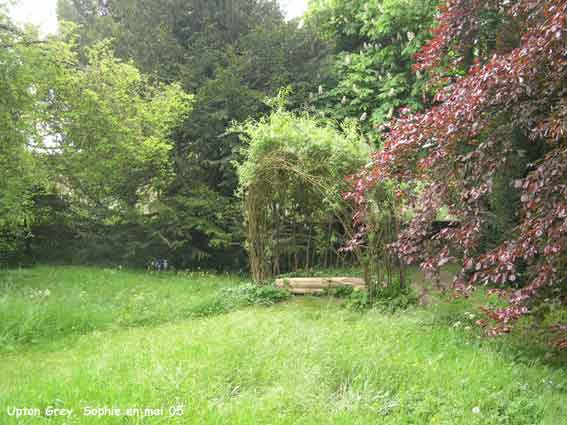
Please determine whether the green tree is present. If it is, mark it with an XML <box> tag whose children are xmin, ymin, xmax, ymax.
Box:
<box><xmin>45</xmin><ymin>38</ymin><xmax>192</xmax><ymax>208</ymax></box>
<box><xmin>56</xmin><ymin>0</ymin><xmax>329</xmax><ymax>267</ymax></box>
<box><xmin>0</xmin><ymin>9</ymin><xmax>192</xmax><ymax>264</ymax></box>
<box><xmin>0</xmin><ymin>7</ymin><xmax>55</xmax><ymax>258</ymax></box>
<box><xmin>306</xmin><ymin>0</ymin><xmax>437</xmax><ymax>144</ymax></box>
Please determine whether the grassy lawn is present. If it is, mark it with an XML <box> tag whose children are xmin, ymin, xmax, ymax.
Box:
<box><xmin>1</xmin><ymin>266</ymin><xmax>566</xmax><ymax>424</ymax></box>
<box><xmin>0</xmin><ymin>266</ymin><xmax>250</xmax><ymax>353</ymax></box>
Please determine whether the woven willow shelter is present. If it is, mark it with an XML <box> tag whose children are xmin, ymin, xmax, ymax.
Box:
<box><xmin>235</xmin><ymin>108</ymin><xmax>370</xmax><ymax>281</ymax></box>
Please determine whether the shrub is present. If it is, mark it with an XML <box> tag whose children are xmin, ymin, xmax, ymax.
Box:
<box><xmin>220</xmin><ymin>283</ymin><xmax>290</xmax><ymax>307</ymax></box>
<box><xmin>324</xmin><ymin>285</ymin><xmax>354</xmax><ymax>298</ymax></box>
<box><xmin>371</xmin><ymin>279</ymin><xmax>418</xmax><ymax>313</ymax></box>
<box><xmin>344</xmin><ymin>277</ymin><xmax>418</xmax><ymax>313</ymax></box>
<box><xmin>344</xmin><ymin>289</ymin><xmax>370</xmax><ymax>311</ymax></box>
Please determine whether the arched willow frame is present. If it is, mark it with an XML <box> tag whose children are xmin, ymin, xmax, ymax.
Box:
<box><xmin>245</xmin><ymin>154</ymin><xmax>363</xmax><ymax>281</ymax></box>
<box><xmin>235</xmin><ymin>110</ymin><xmax>370</xmax><ymax>282</ymax></box>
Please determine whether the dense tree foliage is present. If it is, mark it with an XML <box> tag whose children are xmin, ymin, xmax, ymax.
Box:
<box><xmin>55</xmin><ymin>0</ymin><xmax>328</xmax><ymax>267</ymax></box>
<box><xmin>350</xmin><ymin>0</ymin><xmax>567</xmax><ymax>339</ymax></box>
<box><xmin>0</xmin><ymin>12</ymin><xmax>50</xmax><ymax>258</ymax></box>
<box><xmin>46</xmin><ymin>40</ymin><xmax>191</xmax><ymax>208</ymax></box>
<box><xmin>0</xmin><ymin>6</ymin><xmax>191</xmax><ymax>264</ymax></box>
<box><xmin>305</xmin><ymin>0</ymin><xmax>437</xmax><ymax>144</ymax></box>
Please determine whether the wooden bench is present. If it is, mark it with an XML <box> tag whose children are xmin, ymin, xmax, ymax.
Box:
<box><xmin>275</xmin><ymin>277</ymin><xmax>366</xmax><ymax>295</ymax></box>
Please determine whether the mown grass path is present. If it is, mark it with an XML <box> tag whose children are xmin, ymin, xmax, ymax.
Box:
<box><xmin>1</xmin><ymin>267</ymin><xmax>566</xmax><ymax>424</ymax></box>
